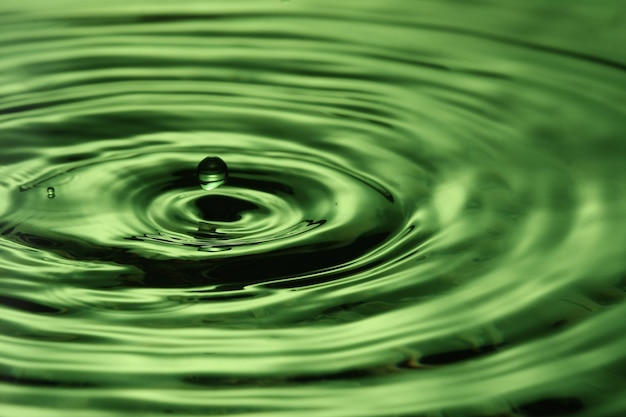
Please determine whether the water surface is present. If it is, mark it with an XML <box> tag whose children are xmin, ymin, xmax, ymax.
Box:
<box><xmin>1</xmin><ymin>1</ymin><xmax>625</xmax><ymax>416</ymax></box>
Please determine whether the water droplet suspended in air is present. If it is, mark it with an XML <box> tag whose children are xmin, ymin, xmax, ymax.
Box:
<box><xmin>47</xmin><ymin>187</ymin><xmax>55</xmax><ymax>199</ymax></box>
<box><xmin>197</xmin><ymin>156</ymin><xmax>228</xmax><ymax>190</ymax></box>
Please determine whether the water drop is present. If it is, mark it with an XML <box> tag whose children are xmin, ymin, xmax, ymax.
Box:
<box><xmin>197</xmin><ymin>156</ymin><xmax>228</xmax><ymax>191</ymax></box>
<box><xmin>47</xmin><ymin>187</ymin><xmax>55</xmax><ymax>199</ymax></box>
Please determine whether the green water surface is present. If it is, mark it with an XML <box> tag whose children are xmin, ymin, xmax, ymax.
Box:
<box><xmin>0</xmin><ymin>1</ymin><xmax>625</xmax><ymax>416</ymax></box>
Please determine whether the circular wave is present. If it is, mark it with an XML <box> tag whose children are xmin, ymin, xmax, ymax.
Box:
<box><xmin>5</xmin><ymin>136</ymin><xmax>406</xmax><ymax>288</ymax></box>
<box><xmin>0</xmin><ymin>1</ymin><xmax>625</xmax><ymax>417</ymax></box>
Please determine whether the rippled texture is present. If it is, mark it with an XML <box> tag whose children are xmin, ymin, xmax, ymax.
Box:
<box><xmin>1</xmin><ymin>1</ymin><xmax>625</xmax><ymax>416</ymax></box>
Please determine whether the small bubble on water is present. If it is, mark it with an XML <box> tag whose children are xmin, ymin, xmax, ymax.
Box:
<box><xmin>47</xmin><ymin>187</ymin><xmax>55</xmax><ymax>199</ymax></box>
<box><xmin>197</xmin><ymin>156</ymin><xmax>228</xmax><ymax>191</ymax></box>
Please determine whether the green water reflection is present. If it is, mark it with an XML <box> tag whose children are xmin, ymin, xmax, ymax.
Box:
<box><xmin>0</xmin><ymin>1</ymin><xmax>625</xmax><ymax>416</ymax></box>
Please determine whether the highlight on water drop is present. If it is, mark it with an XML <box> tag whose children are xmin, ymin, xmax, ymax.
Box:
<box><xmin>197</xmin><ymin>156</ymin><xmax>228</xmax><ymax>190</ymax></box>
<box><xmin>46</xmin><ymin>187</ymin><xmax>55</xmax><ymax>199</ymax></box>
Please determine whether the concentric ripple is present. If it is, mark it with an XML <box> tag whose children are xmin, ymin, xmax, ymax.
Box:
<box><xmin>1</xmin><ymin>1</ymin><xmax>625</xmax><ymax>417</ymax></box>
<box><xmin>4</xmin><ymin>135</ymin><xmax>404</xmax><ymax>288</ymax></box>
